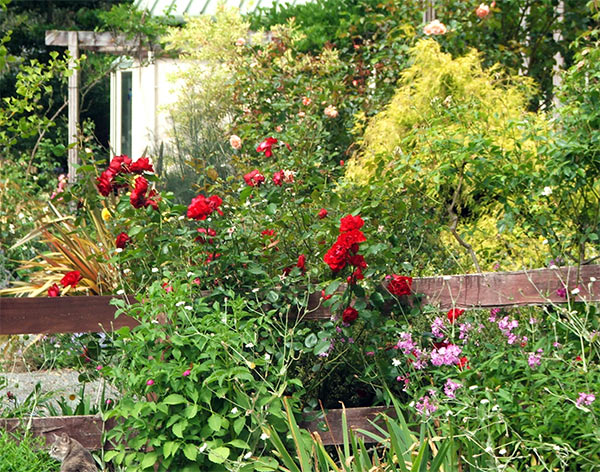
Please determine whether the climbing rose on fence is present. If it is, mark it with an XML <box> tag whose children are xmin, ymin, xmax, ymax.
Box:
<box><xmin>116</xmin><ymin>232</ymin><xmax>131</xmax><ymax>249</ymax></box>
<box><xmin>96</xmin><ymin>170</ymin><xmax>114</xmax><ymax>196</ymax></box>
<box><xmin>387</xmin><ymin>274</ymin><xmax>413</xmax><ymax>296</ymax></box>
<box><xmin>447</xmin><ymin>308</ymin><xmax>465</xmax><ymax>324</ymax></box>
<box><xmin>129</xmin><ymin>157</ymin><xmax>154</xmax><ymax>174</ymax></box>
<box><xmin>60</xmin><ymin>270</ymin><xmax>82</xmax><ymax>288</ymax></box>
<box><xmin>187</xmin><ymin>194</ymin><xmax>223</xmax><ymax>220</ymax></box>
<box><xmin>342</xmin><ymin>306</ymin><xmax>359</xmax><ymax>324</ymax></box>
<box><xmin>244</xmin><ymin>169</ymin><xmax>265</xmax><ymax>187</ymax></box>
<box><xmin>256</xmin><ymin>137</ymin><xmax>278</xmax><ymax>157</ymax></box>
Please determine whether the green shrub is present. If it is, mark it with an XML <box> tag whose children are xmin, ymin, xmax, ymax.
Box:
<box><xmin>0</xmin><ymin>430</ymin><xmax>57</xmax><ymax>472</ymax></box>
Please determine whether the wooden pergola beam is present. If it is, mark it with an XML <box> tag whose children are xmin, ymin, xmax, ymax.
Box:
<box><xmin>45</xmin><ymin>30</ymin><xmax>143</xmax><ymax>54</ymax></box>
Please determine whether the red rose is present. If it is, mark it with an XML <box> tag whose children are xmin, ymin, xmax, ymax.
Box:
<box><xmin>342</xmin><ymin>306</ymin><xmax>359</xmax><ymax>324</ymax></box>
<box><xmin>145</xmin><ymin>189</ymin><xmax>160</xmax><ymax>211</ymax></box>
<box><xmin>256</xmin><ymin>137</ymin><xmax>278</xmax><ymax>157</ymax></box>
<box><xmin>187</xmin><ymin>194</ymin><xmax>223</xmax><ymax>220</ymax></box>
<box><xmin>261</xmin><ymin>229</ymin><xmax>276</xmax><ymax>237</ymax></box>
<box><xmin>321</xmin><ymin>289</ymin><xmax>332</xmax><ymax>300</ymax></box>
<box><xmin>244</xmin><ymin>169</ymin><xmax>265</xmax><ymax>187</ymax></box>
<box><xmin>116</xmin><ymin>232</ymin><xmax>131</xmax><ymax>249</ymax></box>
<box><xmin>48</xmin><ymin>283</ymin><xmax>60</xmax><ymax>297</ymax></box>
<box><xmin>129</xmin><ymin>157</ymin><xmax>154</xmax><ymax>174</ymax></box>
<box><xmin>337</xmin><ymin>229</ymin><xmax>366</xmax><ymax>249</ymax></box>
<box><xmin>195</xmin><ymin>227</ymin><xmax>216</xmax><ymax>243</ymax></box>
<box><xmin>457</xmin><ymin>356</ymin><xmax>470</xmax><ymax>370</ymax></box>
<box><xmin>318</xmin><ymin>208</ymin><xmax>328</xmax><ymax>219</ymax></box>
<box><xmin>324</xmin><ymin>241</ymin><xmax>349</xmax><ymax>272</ymax></box>
<box><xmin>60</xmin><ymin>270</ymin><xmax>82</xmax><ymax>288</ymax></box>
<box><xmin>387</xmin><ymin>275</ymin><xmax>413</xmax><ymax>296</ymax></box>
<box><xmin>447</xmin><ymin>308</ymin><xmax>465</xmax><ymax>324</ymax></box>
<box><xmin>272</xmin><ymin>170</ymin><xmax>284</xmax><ymax>186</ymax></box>
<box><xmin>297</xmin><ymin>254</ymin><xmax>306</xmax><ymax>272</ymax></box>
<box><xmin>130</xmin><ymin>176</ymin><xmax>149</xmax><ymax>209</ymax></box>
<box><xmin>339</xmin><ymin>214</ymin><xmax>364</xmax><ymax>233</ymax></box>
<box><xmin>96</xmin><ymin>170</ymin><xmax>115</xmax><ymax>196</ymax></box>
<box><xmin>349</xmin><ymin>254</ymin><xmax>367</xmax><ymax>269</ymax></box>
<box><xmin>347</xmin><ymin>267</ymin><xmax>364</xmax><ymax>284</ymax></box>
<box><xmin>108</xmin><ymin>154</ymin><xmax>133</xmax><ymax>174</ymax></box>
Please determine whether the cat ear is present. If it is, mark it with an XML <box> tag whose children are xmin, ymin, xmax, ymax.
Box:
<box><xmin>60</xmin><ymin>433</ymin><xmax>70</xmax><ymax>442</ymax></box>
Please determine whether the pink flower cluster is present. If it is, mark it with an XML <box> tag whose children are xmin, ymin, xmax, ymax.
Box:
<box><xmin>430</xmin><ymin>344</ymin><xmax>462</xmax><ymax>366</ymax></box>
<box><xmin>395</xmin><ymin>332</ymin><xmax>416</xmax><ymax>355</ymax></box>
<box><xmin>444</xmin><ymin>379</ymin><xmax>463</xmax><ymax>399</ymax></box>
<box><xmin>528</xmin><ymin>349</ymin><xmax>543</xmax><ymax>369</ymax></box>
<box><xmin>415</xmin><ymin>394</ymin><xmax>437</xmax><ymax>417</ymax></box>
<box><xmin>576</xmin><ymin>392</ymin><xmax>596</xmax><ymax>407</ymax></box>
<box><xmin>497</xmin><ymin>315</ymin><xmax>519</xmax><ymax>344</ymax></box>
<box><xmin>431</xmin><ymin>317</ymin><xmax>445</xmax><ymax>338</ymax></box>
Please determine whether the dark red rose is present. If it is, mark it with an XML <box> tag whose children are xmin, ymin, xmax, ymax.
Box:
<box><xmin>108</xmin><ymin>155</ymin><xmax>132</xmax><ymax>174</ymax></box>
<box><xmin>272</xmin><ymin>170</ymin><xmax>284</xmax><ymax>186</ymax></box>
<box><xmin>116</xmin><ymin>232</ymin><xmax>131</xmax><ymax>249</ymax></box>
<box><xmin>60</xmin><ymin>270</ymin><xmax>82</xmax><ymax>288</ymax></box>
<box><xmin>144</xmin><ymin>189</ymin><xmax>160</xmax><ymax>211</ymax></box>
<box><xmin>387</xmin><ymin>275</ymin><xmax>413</xmax><ymax>296</ymax></box>
<box><xmin>208</xmin><ymin>195</ymin><xmax>223</xmax><ymax>215</ymax></box>
<box><xmin>324</xmin><ymin>241</ymin><xmax>349</xmax><ymax>272</ymax></box>
<box><xmin>318</xmin><ymin>208</ymin><xmax>328</xmax><ymax>219</ymax></box>
<box><xmin>447</xmin><ymin>308</ymin><xmax>465</xmax><ymax>324</ymax></box>
<box><xmin>339</xmin><ymin>214</ymin><xmax>364</xmax><ymax>233</ymax></box>
<box><xmin>349</xmin><ymin>254</ymin><xmax>367</xmax><ymax>269</ymax></box>
<box><xmin>256</xmin><ymin>137</ymin><xmax>278</xmax><ymax>157</ymax></box>
<box><xmin>244</xmin><ymin>169</ymin><xmax>265</xmax><ymax>187</ymax></box>
<box><xmin>337</xmin><ymin>229</ymin><xmax>366</xmax><ymax>248</ymax></box>
<box><xmin>347</xmin><ymin>267</ymin><xmax>364</xmax><ymax>284</ymax></box>
<box><xmin>129</xmin><ymin>157</ymin><xmax>154</xmax><ymax>174</ymax></box>
<box><xmin>130</xmin><ymin>176</ymin><xmax>149</xmax><ymax>209</ymax></box>
<box><xmin>297</xmin><ymin>254</ymin><xmax>306</xmax><ymax>272</ymax></box>
<box><xmin>96</xmin><ymin>170</ymin><xmax>115</xmax><ymax>196</ymax></box>
<box><xmin>48</xmin><ymin>283</ymin><xmax>60</xmax><ymax>297</ymax></box>
<box><xmin>342</xmin><ymin>306</ymin><xmax>359</xmax><ymax>324</ymax></box>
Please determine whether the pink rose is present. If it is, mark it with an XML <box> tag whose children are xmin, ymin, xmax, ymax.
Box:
<box><xmin>230</xmin><ymin>135</ymin><xmax>242</xmax><ymax>150</ymax></box>
<box><xmin>324</xmin><ymin>105</ymin><xmax>338</xmax><ymax>118</ymax></box>
<box><xmin>423</xmin><ymin>20</ymin><xmax>447</xmax><ymax>36</ymax></box>
<box><xmin>475</xmin><ymin>3</ymin><xmax>490</xmax><ymax>18</ymax></box>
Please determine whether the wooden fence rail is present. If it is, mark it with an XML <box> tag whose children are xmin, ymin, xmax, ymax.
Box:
<box><xmin>1</xmin><ymin>265</ymin><xmax>599</xmax><ymax>449</ymax></box>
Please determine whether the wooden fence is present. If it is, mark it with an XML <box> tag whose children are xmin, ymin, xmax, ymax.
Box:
<box><xmin>1</xmin><ymin>264</ymin><xmax>599</xmax><ymax>449</ymax></box>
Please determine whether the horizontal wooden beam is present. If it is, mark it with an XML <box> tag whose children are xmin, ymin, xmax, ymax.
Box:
<box><xmin>45</xmin><ymin>30</ymin><xmax>144</xmax><ymax>54</ymax></box>
<box><xmin>0</xmin><ymin>407</ymin><xmax>391</xmax><ymax>450</ymax></box>
<box><xmin>0</xmin><ymin>415</ymin><xmax>116</xmax><ymax>450</ymax></box>
<box><xmin>0</xmin><ymin>295</ymin><xmax>138</xmax><ymax>335</ymax></box>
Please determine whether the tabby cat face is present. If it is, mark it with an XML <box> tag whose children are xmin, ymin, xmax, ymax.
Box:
<box><xmin>49</xmin><ymin>433</ymin><xmax>71</xmax><ymax>461</ymax></box>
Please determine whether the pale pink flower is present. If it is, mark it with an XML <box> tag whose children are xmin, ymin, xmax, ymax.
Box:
<box><xmin>475</xmin><ymin>3</ymin><xmax>490</xmax><ymax>19</ymax></box>
<box><xmin>230</xmin><ymin>135</ymin><xmax>242</xmax><ymax>150</ymax></box>
<box><xmin>302</xmin><ymin>96</ymin><xmax>312</xmax><ymax>106</ymax></box>
<box><xmin>415</xmin><ymin>395</ymin><xmax>437</xmax><ymax>416</ymax></box>
<box><xmin>275</xmin><ymin>125</ymin><xmax>283</xmax><ymax>132</ymax></box>
<box><xmin>324</xmin><ymin>105</ymin><xmax>338</xmax><ymax>118</ymax></box>
<box><xmin>297</xmin><ymin>111</ymin><xmax>306</xmax><ymax>118</ymax></box>
<box><xmin>430</xmin><ymin>344</ymin><xmax>462</xmax><ymax>366</ymax></box>
<box><xmin>444</xmin><ymin>379</ymin><xmax>462</xmax><ymax>399</ymax></box>
<box><xmin>576</xmin><ymin>392</ymin><xmax>595</xmax><ymax>407</ymax></box>
<box><xmin>282</xmin><ymin>170</ymin><xmax>295</xmax><ymax>184</ymax></box>
<box><xmin>96</xmin><ymin>365</ymin><xmax>103</xmax><ymax>371</ymax></box>
<box><xmin>235</xmin><ymin>38</ymin><xmax>246</xmax><ymax>47</ymax></box>
<box><xmin>423</xmin><ymin>20</ymin><xmax>447</xmax><ymax>36</ymax></box>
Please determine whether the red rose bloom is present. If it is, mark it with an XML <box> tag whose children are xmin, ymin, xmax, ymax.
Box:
<box><xmin>108</xmin><ymin>155</ymin><xmax>133</xmax><ymax>174</ymax></box>
<box><xmin>48</xmin><ymin>283</ymin><xmax>60</xmax><ymax>297</ymax></box>
<box><xmin>195</xmin><ymin>227</ymin><xmax>216</xmax><ymax>244</ymax></box>
<box><xmin>297</xmin><ymin>254</ymin><xmax>306</xmax><ymax>272</ymax></box>
<box><xmin>339</xmin><ymin>214</ymin><xmax>364</xmax><ymax>233</ymax></box>
<box><xmin>318</xmin><ymin>208</ymin><xmax>328</xmax><ymax>219</ymax></box>
<box><xmin>256</xmin><ymin>137</ymin><xmax>278</xmax><ymax>157</ymax></box>
<box><xmin>116</xmin><ymin>232</ymin><xmax>131</xmax><ymax>249</ymax></box>
<box><xmin>130</xmin><ymin>176</ymin><xmax>149</xmax><ymax>209</ymax></box>
<box><xmin>342</xmin><ymin>306</ymin><xmax>359</xmax><ymax>324</ymax></box>
<box><xmin>447</xmin><ymin>308</ymin><xmax>465</xmax><ymax>324</ymax></box>
<box><xmin>457</xmin><ymin>356</ymin><xmax>470</xmax><ymax>370</ymax></box>
<box><xmin>129</xmin><ymin>157</ymin><xmax>154</xmax><ymax>174</ymax></box>
<box><xmin>145</xmin><ymin>189</ymin><xmax>160</xmax><ymax>211</ymax></box>
<box><xmin>187</xmin><ymin>194</ymin><xmax>223</xmax><ymax>220</ymax></box>
<box><xmin>337</xmin><ymin>229</ymin><xmax>366</xmax><ymax>249</ymax></box>
<box><xmin>387</xmin><ymin>275</ymin><xmax>413</xmax><ymax>296</ymax></box>
<box><xmin>96</xmin><ymin>170</ymin><xmax>115</xmax><ymax>196</ymax></box>
<box><xmin>60</xmin><ymin>270</ymin><xmax>82</xmax><ymax>288</ymax></box>
<box><xmin>244</xmin><ymin>169</ymin><xmax>265</xmax><ymax>187</ymax></box>
<box><xmin>324</xmin><ymin>242</ymin><xmax>349</xmax><ymax>272</ymax></box>
<box><xmin>261</xmin><ymin>229</ymin><xmax>276</xmax><ymax>237</ymax></box>
<box><xmin>349</xmin><ymin>254</ymin><xmax>367</xmax><ymax>269</ymax></box>
<box><xmin>272</xmin><ymin>170</ymin><xmax>284</xmax><ymax>186</ymax></box>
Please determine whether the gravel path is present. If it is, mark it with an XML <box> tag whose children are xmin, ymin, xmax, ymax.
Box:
<box><xmin>0</xmin><ymin>369</ymin><xmax>119</xmax><ymax>415</ymax></box>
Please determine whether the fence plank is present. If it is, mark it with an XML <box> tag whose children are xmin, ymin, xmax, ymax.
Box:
<box><xmin>413</xmin><ymin>264</ymin><xmax>600</xmax><ymax>309</ymax></box>
<box><xmin>0</xmin><ymin>415</ymin><xmax>116</xmax><ymax>450</ymax></box>
<box><xmin>0</xmin><ymin>296</ymin><xmax>138</xmax><ymax>335</ymax></box>
<box><xmin>0</xmin><ymin>408</ymin><xmax>388</xmax><ymax>450</ymax></box>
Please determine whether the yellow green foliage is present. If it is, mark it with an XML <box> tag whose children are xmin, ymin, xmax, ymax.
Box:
<box><xmin>345</xmin><ymin>39</ymin><xmax>550</xmax><ymax>271</ymax></box>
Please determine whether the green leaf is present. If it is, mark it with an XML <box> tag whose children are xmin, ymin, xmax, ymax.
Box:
<box><xmin>184</xmin><ymin>404</ymin><xmax>198</xmax><ymax>419</ymax></box>
<box><xmin>183</xmin><ymin>443</ymin><xmax>198</xmax><ymax>461</ymax></box>
<box><xmin>208</xmin><ymin>446</ymin><xmax>230</xmax><ymax>464</ymax></box>
<box><xmin>163</xmin><ymin>441</ymin><xmax>179</xmax><ymax>458</ymax></box>
<box><xmin>141</xmin><ymin>452</ymin><xmax>158</xmax><ymax>469</ymax></box>
<box><xmin>305</xmin><ymin>333</ymin><xmax>318</xmax><ymax>348</ymax></box>
<box><xmin>314</xmin><ymin>339</ymin><xmax>331</xmax><ymax>356</ymax></box>
<box><xmin>208</xmin><ymin>413</ymin><xmax>223</xmax><ymax>431</ymax></box>
<box><xmin>324</xmin><ymin>280</ymin><xmax>342</xmax><ymax>296</ymax></box>
<box><xmin>266</xmin><ymin>290</ymin><xmax>279</xmax><ymax>303</ymax></box>
<box><xmin>228</xmin><ymin>439</ymin><xmax>250</xmax><ymax>449</ymax></box>
<box><xmin>163</xmin><ymin>394</ymin><xmax>187</xmax><ymax>405</ymax></box>
<box><xmin>233</xmin><ymin>416</ymin><xmax>245</xmax><ymax>435</ymax></box>
<box><xmin>172</xmin><ymin>420</ymin><xmax>187</xmax><ymax>438</ymax></box>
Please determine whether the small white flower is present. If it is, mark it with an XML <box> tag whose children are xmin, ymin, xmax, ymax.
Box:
<box><xmin>115</xmin><ymin>248</ymin><xmax>123</xmax><ymax>253</ymax></box>
<box><xmin>245</xmin><ymin>343</ymin><xmax>255</xmax><ymax>348</ymax></box>
<box><xmin>178</xmin><ymin>215</ymin><xmax>185</xmax><ymax>220</ymax></box>
<box><xmin>469</xmin><ymin>385</ymin><xmax>479</xmax><ymax>390</ymax></box>
<box><xmin>199</xmin><ymin>443</ymin><xmax>207</xmax><ymax>453</ymax></box>
<box><xmin>499</xmin><ymin>448</ymin><xmax>507</xmax><ymax>455</ymax></box>
<box><xmin>176</xmin><ymin>301</ymin><xmax>185</xmax><ymax>307</ymax></box>
<box><xmin>231</xmin><ymin>407</ymin><xmax>239</xmax><ymax>414</ymax></box>
<box><xmin>377</xmin><ymin>225</ymin><xmax>385</xmax><ymax>233</ymax></box>
<box><xmin>151</xmin><ymin>267</ymin><xmax>159</xmax><ymax>273</ymax></box>
<box><xmin>228</xmin><ymin>227</ymin><xmax>236</xmax><ymax>235</ymax></box>
<box><xmin>265</xmin><ymin>353</ymin><xmax>271</xmax><ymax>361</ymax></box>
<box><xmin>492</xmin><ymin>404</ymin><xmax>500</xmax><ymax>411</ymax></box>
<box><xmin>571</xmin><ymin>287</ymin><xmax>580</xmax><ymax>295</ymax></box>
<box><xmin>445</xmin><ymin>410</ymin><xmax>453</xmax><ymax>417</ymax></box>
<box><xmin>591</xmin><ymin>277</ymin><xmax>597</xmax><ymax>282</ymax></box>
<box><xmin>123</xmin><ymin>268</ymin><xmax>131</xmax><ymax>274</ymax></box>
<box><xmin>184</xmin><ymin>305</ymin><xmax>193</xmax><ymax>310</ymax></box>
<box><xmin>549</xmin><ymin>264</ymin><xmax>558</xmax><ymax>270</ymax></box>
<box><xmin>553</xmin><ymin>444</ymin><xmax>560</xmax><ymax>452</ymax></box>
<box><xmin>485</xmin><ymin>446</ymin><xmax>493</xmax><ymax>454</ymax></box>
<box><xmin>408</xmin><ymin>401</ymin><xmax>415</xmax><ymax>408</ymax></box>
<box><xmin>392</xmin><ymin>358</ymin><xmax>401</xmax><ymax>367</ymax></box>
<box><xmin>252</xmin><ymin>288</ymin><xmax>260</xmax><ymax>293</ymax></box>
<box><xmin>542</xmin><ymin>186</ymin><xmax>553</xmax><ymax>196</ymax></box>
<box><xmin>480</xmin><ymin>399</ymin><xmax>490</xmax><ymax>404</ymax></box>
<box><xmin>18</xmin><ymin>212</ymin><xmax>24</xmax><ymax>219</ymax></box>
<box><xmin>187</xmin><ymin>271</ymin><xmax>194</xmax><ymax>277</ymax></box>
<box><xmin>542</xmin><ymin>239</ymin><xmax>548</xmax><ymax>245</ymax></box>
<box><xmin>260</xmin><ymin>432</ymin><xmax>270</xmax><ymax>441</ymax></box>
<box><xmin>117</xmin><ymin>289</ymin><xmax>125</xmax><ymax>295</ymax></box>
<box><xmin>243</xmin><ymin>451</ymin><xmax>252</xmax><ymax>460</ymax></box>
<box><xmin>8</xmin><ymin>224</ymin><xmax>15</xmax><ymax>233</ymax></box>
